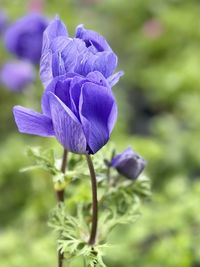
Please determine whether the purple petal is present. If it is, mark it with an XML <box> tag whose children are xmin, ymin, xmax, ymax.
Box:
<box><xmin>74</xmin><ymin>51</ymin><xmax>96</xmax><ymax>76</ymax></box>
<box><xmin>94</xmin><ymin>51</ymin><xmax>118</xmax><ymax>78</ymax></box>
<box><xmin>54</xmin><ymin>79</ymin><xmax>73</xmax><ymax>109</ymax></box>
<box><xmin>75</xmin><ymin>24</ymin><xmax>112</xmax><ymax>52</ymax></box>
<box><xmin>76</xmin><ymin>51</ymin><xmax>117</xmax><ymax>78</ymax></box>
<box><xmin>41</xmin><ymin>73</ymin><xmax>79</xmax><ymax>117</ymax></box>
<box><xmin>69</xmin><ymin>76</ymin><xmax>87</xmax><ymax>115</ymax></box>
<box><xmin>79</xmin><ymin>82</ymin><xmax>117</xmax><ymax>154</ymax></box>
<box><xmin>40</xmin><ymin>49</ymin><xmax>67</xmax><ymax>89</ymax></box>
<box><xmin>110</xmin><ymin>147</ymin><xmax>133</xmax><ymax>167</ymax></box>
<box><xmin>61</xmin><ymin>38</ymin><xmax>87</xmax><ymax>73</ymax></box>
<box><xmin>50</xmin><ymin>36</ymin><xmax>70</xmax><ymax>53</ymax></box>
<box><xmin>48</xmin><ymin>92</ymin><xmax>87</xmax><ymax>154</ymax></box>
<box><xmin>40</xmin><ymin>50</ymin><xmax>53</xmax><ymax>89</ymax></box>
<box><xmin>108</xmin><ymin>71</ymin><xmax>124</xmax><ymax>87</ymax></box>
<box><xmin>13</xmin><ymin>106</ymin><xmax>54</xmax><ymax>137</ymax></box>
<box><xmin>110</xmin><ymin>147</ymin><xmax>146</xmax><ymax>180</ymax></box>
<box><xmin>42</xmin><ymin>15</ymin><xmax>68</xmax><ymax>53</ymax></box>
<box><xmin>52</xmin><ymin>52</ymin><xmax>66</xmax><ymax>78</ymax></box>
<box><xmin>86</xmin><ymin>71</ymin><xmax>108</xmax><ymax>87</ymax></box>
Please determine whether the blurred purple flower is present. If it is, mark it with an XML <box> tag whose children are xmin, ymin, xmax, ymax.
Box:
<box><xmin>142</xmin><ymin>19</ymin><xmax>163</xmax><ymax>39</ymax></box>
<box><xmin>13</xmin><ymin>71</ymin><xmax>117</xmax><ymax>154</ymax></box>
<box><xmin>0</xmin><ymin>61</ymin><xmax>35</xmax><ymax>92</ymax></box>
<box><xmin>40</xmin><ymin>15</ymin><xmax>123</xmax><ymax>88</ymax></box>
<box><xmin>110</xmin><ymin>147</ymin><xmax>146</xmax><ymax>180</ymax></box>
<box><xmin>0</xmin><ymin>9</ymin><xmax>7</xmax><ymax>34</ymax></box>
<box><xmin>5</xmin><ymin>13</ymin><xmax>48</xmax><ymax>63</ymax></box>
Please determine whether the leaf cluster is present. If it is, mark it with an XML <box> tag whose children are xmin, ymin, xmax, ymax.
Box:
<box><xmin>24</xmin><ymin>145</ymin><xmax>151</xmax><ymax>266</ymax></box>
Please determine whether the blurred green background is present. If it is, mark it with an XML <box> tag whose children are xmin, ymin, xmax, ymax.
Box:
<box><xmin>1</xmin><ymin>0</ymin><xmax>200</xmax><ymax>266</ymax></box>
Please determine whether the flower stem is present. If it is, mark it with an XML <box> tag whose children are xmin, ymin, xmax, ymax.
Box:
<box><xmin>86</xmin><ymin>155</ymin><xmax>98</xmax><ymax>246</ymax></box>
<box><xmin>56</xmin><ymin>149</ymin><xmax>68</xmax><ymax>202</ymax></box>
<box><xmin>56</xmin><ymin>149</ymin><xmax>68</xmax><ymax>267</ymax></box>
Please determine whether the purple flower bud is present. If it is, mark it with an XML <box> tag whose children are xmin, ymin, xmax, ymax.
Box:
<box><xmin>13</xmin><ymin>71</ymin><xmax>117</xmax><ymax>154</ymax></box>
<box><xmin>40</xmin><ymin>15</ymin><xmax>123</xmax><ymax>88</ymax></box>
<box><xmin>4</xmin><ymin>13</ymin><xmax>49</xmax><ymax>63</ymax></box>
<box><xmin>0</xmin><ymin>61</ymin><xmax>35</xmax><ymax>92</ymax></box>
<box><xmin>110</xmin><ymin>147</ymin><xmax>146</xmax><ymax>180</ymax></box>
<box><xmin>0</xmin><ymin>9</ymin><xmax>7</xmax><ymax>35</ymax></box>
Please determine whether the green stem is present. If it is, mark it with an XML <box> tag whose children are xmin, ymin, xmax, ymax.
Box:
<box><xmin>56</xmin><ymin>149</ymin><xmax>68</xmax><ymax>267</ymax></box>
<box><xmin>86</xmin><ymin>155</ymin><xmax>98</xmax><ymax>246</ymax></box>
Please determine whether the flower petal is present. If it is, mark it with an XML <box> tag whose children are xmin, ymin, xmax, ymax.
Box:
<box><xmin>13</xmin><ymin>106</ymin><xmax>54</xmax><ymax>137</ymax></box>
<box><xmin>42</xmin><ymin>15</ymin><xmax>68</xmax><ymax>53</ymax></box>
<box><xmin>61</xmin><ymin>38</ymin><xmax>87</xmax><ymax>73</ymax></box>
<box><xmin>69</xmin><ymin>76</ymin><xmax>88</xmax><ymax>116</ymax></box>
<box><xmin>48</xmin><ymin>92</ymin><xmax>87</xmax><ymax>154</ymax></box>
<box><xmin>108</xmin><ymin>71</ymin><xmax>124</xmax><ymax>87</ymax></box>
<box><xmin>75</xmin><ymin>24</ymin><xmax>112</xmax><ymax>52</ymax></box>
<box><xmin>86</xmin><ymin>71</ymin><xmax>108</xmax><ymax>87</ymax></box>
<box><xmin>40</xmin><ymin>16</ymin><xmax>69</xmax><ymax>88</ymax></box>
<box><xmin>110</xmin><ymin>147</ymin><xmax>146</xmax><ymax>180</ymax></box>
<box><xmin>50</xmin><ymin>36</ymin><xmax>70</xmax><ymax>53</ymax></box>
<box><xmin>74</xmin><ymin>51</ymin><xmax>95</xmax><ymax>76</ymax></box>
<box><xmin>52</xmin><ymin>52</ymin><xmax>66</xmax><ymax>77</ymax></box>
<box><xmin>79</xmin><ymin>82</ymin><xmax>117</xmax><ymax>154</ymax></box>
<box><xmin>40</xmin><ymin>50</ymin><xmax>53</xmax><ymax>89</ymax></box>
<box><xmin>75</xmin><ymin>51</ymin><xmax>117</xmax><ymax>78</ymax></box>
<box><xmin>94</xmin><ymin>51</ymin><xmax>118</xmax><ymax>78</ymax></box>
<box><xmin>41</xmin><ymin>73</ymin><xmax>79</xmax><ymax>117</ymax></box>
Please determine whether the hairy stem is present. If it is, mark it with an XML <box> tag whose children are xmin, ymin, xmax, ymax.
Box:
<box><xmin>56</xmin><ymin>149</ymin><xmax>68</xmax><ymax>267</ymax></box>
<box><xmin>86</xmin><ymin>155</ymin><xmax>98</xmax><ymax>246</ymax></box>
<box><xmin>56</xmin><ymin>149</ymin><xmax>68</xmax><ymax>202</ymax></box>
<box><xmin>61</xmin><ymin>148</ymin><xmax>68</xmax><ymax>173</ymax></box>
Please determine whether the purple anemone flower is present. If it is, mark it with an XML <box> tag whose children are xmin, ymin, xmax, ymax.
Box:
<box><xmin>40</xmin><ymin>15</ymin><xmax>123</xmax><ymax>89</ymax></box>
<box><xmin>0</xmin><ymin>61</ymin><xmax>35</xmax><ymax>92</ymax></box>
<box><xmin>110</xmin><ymin>147</ymin><xmax>146</xmax><ymax>180</ymax></box>
<box><xmin>4</xmin><ymin>13</ymin><xmax>48</xmax><ymax>63</ymax></box>
<box><xmin>13</xmin><ymin>71</ymin><xmax>117</xmax><ymax>154</ymax></box>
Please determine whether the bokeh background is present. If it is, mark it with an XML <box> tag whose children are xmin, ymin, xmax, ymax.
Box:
<box><xmin>1</xmin><ymin>0</ymin><xmax>200</xmax><ymax>266</ymax></box>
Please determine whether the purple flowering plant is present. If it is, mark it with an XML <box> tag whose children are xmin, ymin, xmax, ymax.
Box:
<box><xmin>5</xmin><ymin>13</ymin><xmax>48</xmax><ymax>63</ymax></box>
<box><xmin>13</xmin><ymin>15</ymin><xmax>150</xmax><ymax>267</ymax></box>
<box><xmin>0</xmin><ymin>60</ymin><xmax>35</xmax><ymax>92</ymax></box>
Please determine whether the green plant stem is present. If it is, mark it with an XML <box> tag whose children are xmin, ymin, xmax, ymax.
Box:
<box><xmin>86</xmin><ymin>155</ymin><xmax>98</xmax><ymax>246</ymax></box>
<box><xmin>56</xmin><ymin>149</ymin><xmax>68</xmax><ymax>202</ymax></box>
<box><xmin>56</xmin><ymin>149</ymin><xmax>68</xmax><ymax>267</ymax></box>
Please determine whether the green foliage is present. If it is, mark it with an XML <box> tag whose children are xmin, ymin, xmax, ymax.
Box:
<box><xmin>44</xmin><ymin>144</ymin><xmax>151</xmax><ymax>266</ymax></box>
<box><xmin>22</xmin><ymin>147</ymin><xmax>57</xmax><ymax>174</ymax></box>
<box><xmin>49</xmin><ymin>204</ymin><xmax>107</xmax><ymax>267</ymax></box>
<box><xmin>104</xmin><ymin>176</ymin><xmax>200</xmax><ymax>267</ymax></box>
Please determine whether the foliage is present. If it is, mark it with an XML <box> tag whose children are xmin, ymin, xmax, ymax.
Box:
<box><xmin>22</xmin><ymin>145</ymin><xmax>151</xmax><ymax>265</ymax></box>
